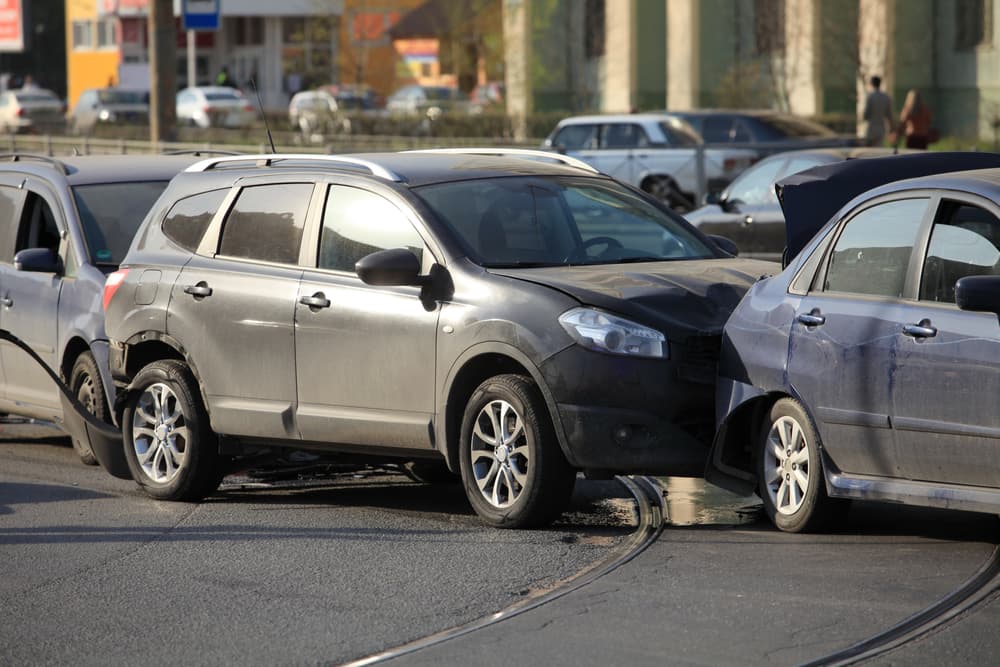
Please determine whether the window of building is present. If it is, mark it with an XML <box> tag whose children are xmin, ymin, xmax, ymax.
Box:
<box><xmin>282</xmin><ymin>16</ymin><xmax>338</xmax><ymax>91</ymax></box>
<box><xmin>956</xmin><ymin>0</ymin><xmax>993</xmax><ymax>49</ymax></box>
<box><xmin>72</xmin><ymin>21</ymin><xmax>93</xmax><ymax>50</ymax></box>
<box><xmin>584</xmin><ymin>0</ymin><xmax>605</xmax><ymax>58</ymax></box>
<box><xmin>234</xmin><ymin>17</ymin><xmax>264</xmax><ymax>46</ymax></box>
<box><xmin>97</xmin><ymin>18</ymin><xmax>117</xmax><ymax>49</ymax></box>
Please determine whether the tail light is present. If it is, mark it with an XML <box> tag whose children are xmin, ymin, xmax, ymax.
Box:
<box><xmin>103</xmin><ymin>269</ymin><xmax>129</xmax><ymax>311</ymax></box>
<box><xmin>202</xmin><ymin>105</ymin><xmax>211</xmax><ymax>114</ymax></box>
<box><xmin>723</xmin><ymin>158</ymin><xmax>737</xmax><ymax>171</ymax></box>
<box><xmin>15</xmin><ymin>108</ymin><xmax>23</xmax><ymax>117</ymax></box>
<box><xmin>243</xmin><ymin>104</ymin><xmax>255</xmax><ymax>113</ymax></box>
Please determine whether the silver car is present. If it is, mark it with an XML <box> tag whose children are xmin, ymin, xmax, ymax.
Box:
<box><xmin>0</xmin><ymin>88</ymin><xmax>65</xmax><ymax>134</ymax></box>
<box><xmin>176</xmin><ymin>86</ymin><xmax>257</xmax><ymax>129</ymax></box>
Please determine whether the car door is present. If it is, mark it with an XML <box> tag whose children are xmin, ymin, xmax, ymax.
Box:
<box><xmin>294</xmin><ymin>183</ymin><xmax>439</xmax><ymax>449</ymax></box>
<box><xmin>0</xmin><ymin>183</ymin><xmax>63</xmax><ymax>414</ymax></box>
<box><xmin>890</xmin><ymin>197</ymin><xmax>1000</xmax><ymax>487</ymax></box>
<box><xmin>786</xmin><ymin>197</ymin><xmax>931</xmax><ymax>478</ymax></box>
<box><xmin>167</xmin><ymin>181</ymin><xmax>312</xmax><ymax>439</ymax></box>
<box><xmin>0</xmin><ymin>181</ymin><xmax>27</xmax><ymax>400</ymax></box>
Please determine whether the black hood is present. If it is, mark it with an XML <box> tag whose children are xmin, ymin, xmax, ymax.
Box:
<box><xmin>490</xmin><ymin>258</ymin><xmax>775</xmax><ymax>338</ymax></box>
<box><xmin>776</xmin><ymin>151</ymin><xmax>1000</xmax><ymax>265</ymax></box>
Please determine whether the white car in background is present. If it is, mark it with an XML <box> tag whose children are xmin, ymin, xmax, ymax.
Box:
<box><xmin>176</xmin><ymin>86</ymin><xmax>257</xmax><ymax>129</ymax></box>
<box><xmin>0</xmin><ymin>88</ymin><xmax>65</xmax><ymax>134</ymax></box>
<box><xmin>543</xmin><ymin>113</ymin><xmax>757</xmax><ymax>212</ymax></box>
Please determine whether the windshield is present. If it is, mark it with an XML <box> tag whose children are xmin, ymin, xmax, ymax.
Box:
<box><xmin>760</xmin><ymin>115</ymin><xmax>835</xmax><ymax>138</ymax></box>
<box><xmin>72</xmin><ymin>181</ymin><xmax>170</xmax><ymax>267</ymax></box>
<box><xmin>205</xmin><ymin>91</ymin><xmax>243</xmax><ymax>101</ymax></box>
<box><xmin>659</xmin><ymin>118</ymin><xmax>701</xmax><ymax>146</ymax></box>
<box><xmin>97</xmin><ymin>90</ymin><xmax>146</xmax><ymax>105</ymax></box>
<box><xmin>416</xmin><ymin>176</ymin><xmax>715</xmax><ymax>267</ymax></box>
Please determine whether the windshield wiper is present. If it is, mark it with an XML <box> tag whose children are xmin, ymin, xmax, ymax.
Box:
<box><xmin>484</xmin><ymin>261</ymin><xmax>559</xmax><ymax>268</ymax></box>
<box><xmin>616</xmin><ymin>256</ymin><xmax>670</xmax><ymax>263</ymax></box>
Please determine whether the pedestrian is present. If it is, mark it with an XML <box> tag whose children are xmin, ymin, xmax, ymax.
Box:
<box><xmin>21</xmin><ymin>74</ymin><xmax>38</xmax><ymax>90</ymax></box>
<box><xmin>215</xmin><ymin>66</ymin><xmax>234</xmax><ymax>88</ymax></box>
<box><xmin>862</xmin><ymin>75</ymin><xmax>894</xmax><ymax>146</ymax></box>
<box><xmin>897</xmin><ymin>88</ymin><xmax>933</xmax><ymax>149</ymax></box>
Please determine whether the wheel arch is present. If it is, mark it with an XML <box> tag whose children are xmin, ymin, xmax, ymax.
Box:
<box><xmin>440</xmin><ymin>343</ymin><xmax>569</xmax><ymax>474</ymax></box>
<box><xmin>116</xmin><ymin>333</ymin><xmax>202</xmax><ymax>424</ymax></box>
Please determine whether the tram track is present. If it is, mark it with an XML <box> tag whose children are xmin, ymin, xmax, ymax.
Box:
<box><xmin>342</xmin><ymin>475</ymin><xmax>666</xmax><ymax>667</ymax></box>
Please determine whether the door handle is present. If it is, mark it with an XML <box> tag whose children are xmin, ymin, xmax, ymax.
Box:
<box><xmin>299</xmin><ymin>293</ymin><xmax>331</xmax><ymax>309</ymax></box>
<box><xmin>183</xmin><ymin>283</ymin><xmax>212</xmax><ymax>297</ymax></box>
<box><xmin>0</xmin><ymin>295</ymin><xmax>11</xmax><ymax>308</ymax></box>
<box><xmin>796</xmin><ymin>310</ymin><xmax>825</xmax><ymax>326</ymax></box>
<box><xmin>902</xmin><ymin>319</ymin><xmax>937</xmax><ymax>338</ymax></box>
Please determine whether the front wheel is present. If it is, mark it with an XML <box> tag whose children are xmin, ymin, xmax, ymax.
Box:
<box><xmin>757</xmin><ymin>398</ymin><xmax>846</xmax><ymax>533</ymax></box>
<box><xmin>459</xmin><ymin>374</ymin><xmax>575</xmax><ymax>528</ymax></box>
<box><xmin>69</xmin><ymin>351</ymin><xmax>108</xmax><ymax>465</ymax></box>
<box><xmin>122</xmin><ymin>360</ymin><xmax>222</xmax><ymax>501</ymax></box>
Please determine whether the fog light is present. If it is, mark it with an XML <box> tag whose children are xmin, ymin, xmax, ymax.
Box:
<box><xmin>613</xmin><ymin>425</ymin><xmax>633</xmax><ymax>444</ymax></box>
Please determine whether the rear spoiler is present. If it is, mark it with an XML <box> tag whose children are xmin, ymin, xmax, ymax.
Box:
<box><xmin>776</xmin><ymin>151</ymin><xmax>1000</xmax><ymax>266</ymax></box>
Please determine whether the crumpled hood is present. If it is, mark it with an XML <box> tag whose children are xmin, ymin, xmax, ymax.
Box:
<box><xmin>490</xmin><ymin>258</ymin><xmax>777</xmax><ymax>338</ymax></box>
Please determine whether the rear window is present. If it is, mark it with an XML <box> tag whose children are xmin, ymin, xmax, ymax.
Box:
<box><xmin>98</xmin><ymin>90</ymin><xmax>146</xmax><ymax>104</ymax></box>
<box><xmin>658</xmin><ymin>118</ymin><xmax>700</xmax><ymax>146</ymax></box>
<box><xmin>205</xmin><ymin>91</ymin><xmax>243</xmax><ymax>102</ymax></box>
<box><xmin>758</xmin><ymin>115</ymin><xmax>835</xmax><ymax>138</ymax></box>
<box><xmin>162</xmin><ymin>188</ymin><xmax>229</xmax><ymax>252</ymax></box>
<box><xmin>73</xmin><ymin>181</ymin><xmax>171</xmax><ymax>267</ymax></box>
<box><xmin>15</xmin><ymin>92</ymin><xmax>59</xmax><ymax>103</ymax></box>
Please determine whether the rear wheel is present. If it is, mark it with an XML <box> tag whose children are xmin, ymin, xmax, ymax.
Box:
<box><xmin>459</xmin><ymin>374</ymin><xmax>575</xmax><ymax>528</ymax></box>
<box><xmin>757</xmin><ymin>398</ymin><xmax>846</xmax><ymax>533</ymax></box>
<box><xmin>68</xmin><ymin>351</ymin><xmax>107</xmax><ymax>466</ymax></box>
<box><xmin>122</xmin><ymin>360</ymin><xmax>222</xmax><ymax>501</ymax></box>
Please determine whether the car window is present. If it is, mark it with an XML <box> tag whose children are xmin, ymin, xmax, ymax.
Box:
<box><xmin>0</xmin><ymin>184</ymin><xmax>26</xmax><ymax>263</ymax></box>
<box><xmin>726</xmin><ymin>158</ymin><xmax>786</xmax><ymax>205</ymax></box>
<box><xmin>732</xmin><ymin>119</ymin><xmax>753</xmax><ymax>142</ymax></box>
<box><xmin>658</xmin><ymin>118</ymin><xmax>700</xmax><ymax>146</ymax></box>
<box><xmin>782</xmin><ymin>156</ymin><xmax>826</xmax><ymax>178</ymax></box>
<box><xmin>701</xmin><ymin>116</ymin><xmax>734</xmax><ymax>143</ymax></box>
<box><xmin>760</xmin><ymin>115</ymin><xmax>835</xmax><ymax>138</ymax></box>
<box><xmin>415</xmin><ymin>176</ymin><xmax>714</xmax><ymax>267</ymax></box>
<box><xmin>205</xmin><ymin>91</ymin><xmax>243</xmax><ymax>102</ymax></box>
<box><xmin>73</xmin><ymin>181</ymin><xmax>172</xmax><ymax>266</ymax></box>
<box><xmin>162</xmin><ymin>188</ymin><xmax>229</xmax><ymax>253</ymax></box>
<box><xmin>919</xmin><ymin>202</ymin><xmax>1000</xmax><ymax>303</ymax></box>
<box><xmin>553</xmin><ymin>124</ymin><xmax>598</xmax><ymax>150</ymax></box>
<box><xmin>824</xmin><ymin>198</ymin><xmax>929</xmax><ymax>297</ymax></box>
<box><xmin>601</xmin><ymin>123</ymin><xmax>648</xmax><ymax>149</ymax></box>
<box><xmin>15</xmin><ymin>192</ymin><xmax>60</xmax><ymax>255</ymax></box>
<box><xmin>319</xmin><ymin>185</ymin><xmax>425</xmax><ymax>273</ymax></box>
<box><xmin>218</xmin><ymin>183</ymin><xmax>312</xmax><ymax>264</ymax></box>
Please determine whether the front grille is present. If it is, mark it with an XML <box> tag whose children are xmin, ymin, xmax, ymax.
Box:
<box><xmin>677</xmin><ymin>334</ymin><xmax>722</xmax><ymax>384</ymax></box>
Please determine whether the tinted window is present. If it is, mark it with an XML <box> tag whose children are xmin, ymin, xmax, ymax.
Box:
<box><xmin>701</xmin><ymin>116</ymin><xmax>735</xmax><ymax>143</ymax></box>
<box><xmin>319</xmin><ymin>185</ymin><xmax>424</xmax><ymax>273</ymax></box>
<box><xmin>219</xmin><ymin>183</ymin><xmax>312</xmax><ymax>264</ymax></box>
<box><xmin>16</xmin><ymin>193</ymin><xmax>60</xmax><ymax>254</ymax></box>
<box><xmin>0</xmin><ymin>184</ymin><xmax>25</xmax><ymax>262</ymax></box>
<box><xmin>205</xmin><ymin>91</ymin><xmax>243</xmax><ymax>102</ymax></box>
<box><xmin>97</xmin><ymin>90</ymin><xmax>146</xmax><ymax>104</ymax></box>
<box><xmin>553</xmin><ymin>124</ymin><xmax>598</xmax><ymax>150</ymax></box>
<box><xmin>758</xmin><ymin>115</ymin><xmax>835</xmax><ymax>138</ymax></box>
<box><xmin>919</xmin><ymin>202</ymin><xmax>1000</xmax><ymax>303</ymax></box>
<box><xmin>601</xmin><ymin>123</ymin><xmax>648</xmax><ymax>148</ymax></box>
<box><xmin>416</xmin><ymin>176</ymin><xmax>714</xmax><ymax>267</ymax></box>
<box><xmin>74</xmin><ymin>181</ymin><xmax>171</xmax><ymax>265</ymax></box>
<box><xmin>824</xmin><ymin>198</ymin><xmax>928</xmax><ymax>297</ymax></box>
<box><xmin>162</xmin><ymin>188</ymin><xmax>229</xmax><ymax>252</ymax></box>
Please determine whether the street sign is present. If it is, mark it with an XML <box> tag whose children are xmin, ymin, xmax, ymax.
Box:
<box><xmin>182</xmin><ymin>0</ymin><xmax>220</xmax><ymax>32</ymax></box>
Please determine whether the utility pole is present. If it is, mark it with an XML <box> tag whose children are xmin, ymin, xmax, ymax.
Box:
<box><xmin>149</xmin><ymin>0</ymin><xmax>177</xmax><ymax>144</ymax></box>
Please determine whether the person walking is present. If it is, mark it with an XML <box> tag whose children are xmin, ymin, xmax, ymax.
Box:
<box><xmin>862</xmin><ymin>75</ymin><xmax>894</xmax><ymax>146</ymax></box>
<box><xmin>898</xmin><ymin>88</ymin><xmax>933</xmax><ymax>149</ymax></box>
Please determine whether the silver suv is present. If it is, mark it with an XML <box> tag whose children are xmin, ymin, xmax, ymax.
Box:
<box><xmin>98</xmin><ymin>150</ymin><xmax>774</xmax><ymax>527</ymax></box>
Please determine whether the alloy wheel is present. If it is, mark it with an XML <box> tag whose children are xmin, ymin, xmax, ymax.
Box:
<box><xmin>131</xmin><ymin>382</ymin><xmax>190</xmax><ymax>484</ymax></box>
<box><xmin>469</xmin><ymin>399</ymin><xmax>531</xmax><ymax>509</ymax></box>
<box><xmin>763</xmin><ymin>415</ymin><xmax>811</xmax><ymax>515</ymax></box>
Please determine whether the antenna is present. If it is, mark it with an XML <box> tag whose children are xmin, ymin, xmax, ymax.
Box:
<box><xmin>251</xmin><ymin>78</ymin><xmax>276</xmax><ymax>154</ymax></box>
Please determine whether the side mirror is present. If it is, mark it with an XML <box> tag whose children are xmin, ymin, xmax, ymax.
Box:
<box><xmin>356</xmin><ymin>247</ymin><xmax>425</xmax><ymax>286</ymax></box>
<box><xmin>704</xmin><ymin>192</ymin><xmax>723</xmax><ymax>206</ymax></box>
<box><xmin>955</xmin><ymin>275</ymin><xmax>1000</xmax><ymax>316</ymax></box>
<box><xmin>14</xmin><ymin>247</ymin><xmax>62</xmax><ymax>274</ymax></box>
<box><xmin>707</xmin><ymin>235</ymin><xmax>739</xmax><ymax>257</ymax></box>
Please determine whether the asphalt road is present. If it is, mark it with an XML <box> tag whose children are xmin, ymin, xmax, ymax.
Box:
<box><xmin>2</xmin><ymin>422</ymin><xmax>998</xmax><ymax>666</ymax></box>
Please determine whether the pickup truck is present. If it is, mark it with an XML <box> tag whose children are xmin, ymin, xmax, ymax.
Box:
<box><xmin>543</xmin><ymin>113</ymin><xmax>757</xmax><ymax>212</ymax></box>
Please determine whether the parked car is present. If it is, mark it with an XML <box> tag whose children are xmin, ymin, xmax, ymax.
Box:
<box><xmin>543</xmin><ymin>114</ymin><xmax>757</xmax><ymax>212</ymax></box>
<box><xmin>0</xmin><ymin>88</ymin><xmax>65</xmax><ymax>134</ymax></box>
<box><xmin>686</xmin><ymin>147</ymin><xmax>908</xmax><ymax>262</ymax></box>
<box><xmin>469</xmin><ymin>81</ymin><xmax>504</xmax><ymax>114</ymax></box>
<box><xmin>94</xmin><ymin>149</ymin><xmax>775</xmax><ymax>528</ymax></box>
<box><xmin>0</xmin><ymin>153</ymin><xmax>200</xmax><ymax>463</ymax></box>
<box><xmin>708</xmin><ymin>151</ymin><xmax>1000</xmax><ymax>533</ymax></box>
<box><xmin>68</xmin><ymin>88</ymin><xmax>149</xmax><ymax>134</ymax></box>
<box><xmin>287</xmin><ymin>90</ymin><xmax>352</xmax><ymax>136</ymax></box>
<box><xmin>671</xmin><ymin>109</ymin><xmax>864</xmax><ymax>157</ymax></box>
<box><xmin>385</xmin><ymin>84</ymin><xmax>469</xmax><ymax>117</ymax></box>
<box><xmin>176</xmin><ymin>86</ymin><xmax>257</xmax><ymax>129</ymax></box>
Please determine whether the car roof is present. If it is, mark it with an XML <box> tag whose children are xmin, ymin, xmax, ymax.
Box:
<box><xmin>0</xmin><ymin>154</ymin><xmax>201</xmax><ymax>186</ymax></box>
<box><xmin>557</xmin><ymin>113</ymin><xmax>671</xmax><ymax>125</ymax></box>
<box><xmin>777</xmin><ymin>151</ymin><xmax>1000</xmax><ymax>263</ymax></box>
<box><xmin>179</xmin><ymin>151</ymin><xmax>602</xmax><ymax>188</ymax></box>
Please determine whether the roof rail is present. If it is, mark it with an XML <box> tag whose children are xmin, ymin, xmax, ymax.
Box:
<box><xmin>403</xmin><ymin>147</ymin><xmax>600</xmax><ymax>174</ymax></box>
<box><xmin>184</xmin><ymin>153</ymin><xmax>403</xmax><ymax>182</ymax></box>
<box><xmin>163</xmin><ymin>149</ymin><xmax>244</xmax><ymax>157</ymax></box>
<box><xmin>0</xmin><ymin>153</ymin><xmax>69</xmax><ymax>174</ymax></box>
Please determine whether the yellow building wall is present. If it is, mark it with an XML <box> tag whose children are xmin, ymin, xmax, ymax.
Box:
<box><xmin>66</xmin><ymin>0</ymin><xmax>122</xmax><ymax>109</ymax></box>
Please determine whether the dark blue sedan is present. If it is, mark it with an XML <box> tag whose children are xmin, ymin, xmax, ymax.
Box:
<box><xmin>708</xmin><ymin>152</ymin><xmax>1000</xmax><ymax>532</ymax></box>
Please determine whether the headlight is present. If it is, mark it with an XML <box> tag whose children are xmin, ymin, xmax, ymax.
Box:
<box><xmin>98</xmin><ymin>109</ymin><xmax>115</xmax><ymax>121</ymax></box>
<box><xmin>558</xmin><ymin>307</ymin><xmax>668</xmax><ymax>359</ymax></box>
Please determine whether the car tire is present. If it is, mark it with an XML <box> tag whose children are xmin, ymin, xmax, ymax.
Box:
<box><xmin>757</xmin><ymin>398</ymin><xmax>845</xmax><ymax>533</ymax></box>
<box><xmin>459</xmin><ymin>374</ymin><xmax>575</xmax><ymax>528</ymax></box>
<box><xmin>68</xmin><ymin>351</ymin><xmax>108</xmax><ymax>466</ymax></box>
<box><xmin>122</xmin><ymin>360</ymin><xmax>222</xmax><ymax>501</ymax></box>
<box><xmin>403</xmin><ymin>460</ymin><xmax>459</xmax><ymax>485</ymax></box>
